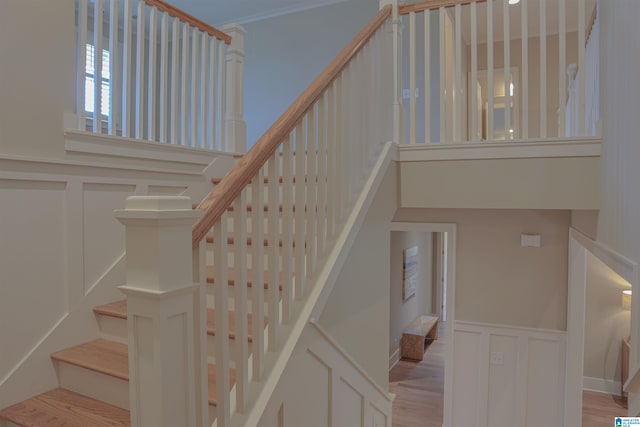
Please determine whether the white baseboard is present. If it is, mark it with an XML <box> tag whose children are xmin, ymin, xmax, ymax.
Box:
<box><xmin>583</xmin><ymin>376</ymin><xmax>623</xmax><ymax>396</ymax></box>
<box><xmin>389</xmin><ymin>346</ymin><xmax>400</xmax><ymax>371</ymax></box>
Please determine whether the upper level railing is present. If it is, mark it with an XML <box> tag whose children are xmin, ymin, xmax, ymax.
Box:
<box><xmin>74</xmin><ymin>0</ymin><xmax>246</xmax><ymax>152</ymax></box>
<box><xmin>399</xmin><ymin>0</ymin><xmax>599</xmax><ymax>144</ymax></box>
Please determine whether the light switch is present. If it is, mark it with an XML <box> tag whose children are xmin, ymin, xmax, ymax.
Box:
<box><xmin>521</xmin><ymin>234</ymin><xmax>541</xmax><ymax>247</ymax></box>
<box><xmin>490</xmin><ymin>352</ymin><xmax>504</xmax><ymax>365</ymax></box>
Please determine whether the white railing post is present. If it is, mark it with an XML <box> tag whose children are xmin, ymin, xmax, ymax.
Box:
<box><xmin>223</xmin><ymin>24</ymin><xmax>247</xmax><ymax>153</ymax></box>
<box><xmin>379</xmin><ymin>0</ymin><xmax>403</xmax><ymax>145</ymax></box>
<box><xmin>115</xmin><ymin>196</ymin><xmax>207</xmax><ymax>427</ymax></box>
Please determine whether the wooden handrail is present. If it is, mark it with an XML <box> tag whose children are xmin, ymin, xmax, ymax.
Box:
<box><xmin>144</xmin><ymin>0</ymin><xmax>231</xmax><ymax>44</ymax></box>
<box><xmin>192</xmin><ymin>5</ymin><xmax>392</xmax><ymax>247</ymax></box>
<box><xmin>399</xmin><ymin>0</ymin><xmax>486</xmax><ymax>15</ymax></box>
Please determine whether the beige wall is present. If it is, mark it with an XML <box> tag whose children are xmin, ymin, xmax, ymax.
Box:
<box><xmin>583</xmin><ymin>252</ymin><xmax>631</xmax><ymax>385</ymax></box>
<box><xmin>394</xmin><ymin>208</ymin><xmax>570</xmax><ymax>330</ymax></box>
<box><xmin>0</xmin><ymin>0</ymin><xmax>75</xmax><ymax>158</ymax></box>
<box><xmin>571</xmin><ymin>210</ymin><xmax>599</xmax><ymax>240</ymax></box>
<box><xmin>319</xmin><ymin>162</ymin><xmax>399</xmax><ymax>389</ymax></box>
<box><xmin>400</xmin><ymin>157</ymin><xmax>600</xmax><ymax>210</ymax></box>
<box><xmin>389</xmin><ymin>231</ymin><xmax>433</xmax><ymax>356</ymax></box>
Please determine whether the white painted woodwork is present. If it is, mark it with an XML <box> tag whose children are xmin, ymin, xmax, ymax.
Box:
<box><xmin>223</xmin><ymin>24</ymin><xmax>248</xmax><ymax>153</ymax></box>
<box><xmin>454</xmin><ymin>4</ymin><xmax>461</xmax><ymax>142</ymax></box>
<box><xmin>147</xmin><ymin>7</ymin><xmax>158</xmax><ymax>142</ymax></box>
<box><xmin>251</xmin><ymin>168</ymin><xmax>266</xmax><ymax>380</ymax></box>
<box><xmin>317</xmin><ymin>95</ymin><xmax>327</xmax><ymax>258</ymax></box>
<box><xmin>558</xmin><ymin>0</ymin><xmax>566</xmax><ymax>137</ymax></box>
<box><xmin>578</xmin><ymin>0</ymin><xmax>586</xmax><ymax>136</ymax></box>
<box><xmin>294</xmin><ymin>123</ymin><xmax>306</xmax><ymax>300</ymax></box>
<box><xmin>135</xmin><ymin>0</ymin><xmax>145</xmax><ymax>139</ymax></box>
<box><xmin>539</xmin><ymin>0</ymin><xmax>547</xmax><ymax>138</ymax></box>
<box><xmin>199</xmin><ymin>36</ymin><xmax>209</xmax><ymax>149</ymax></box>
<box><xmin>108</xmin><ymin>0</ymin><xmax>118</xmax><ymax>136</ymax></box>
<box><xmin>470</xmin><ymin>2</ymin><xmax>477</xmax><ymax>141</ymax></box>
<box><xmin>190</xmin><ymin>28</ymin><xmax>199</xmax><ymax>148</ymax></box>
<box><xmin>487</xmin><ymin>0</ymin><xmax>494</xmax><ymax>141</ymax></box>
<box><xmin>180</xmin><ymin>23</ymin><xmax>189</xmax><ymax>146</ymax></box>
<box><xmin>306</xmin><ymin>105</ymin><xmax>318</xmax><ymax>277</ymax></box>
<box><xmin>503</xmin><ymin>0</ymin><xmax>510</xmax><ymax>140</ymax></box>
<box><xmin>451</xmin><ymin>321</ymin><xmax>566</xmax><ymax>427</ymax></box>
<box><xmin>116</xmin><ymin>196</ymin><xmax>205</xmax><ymax>427</ymax></box>
<box><xmin>439</xmin><ymin>7</ymin><xmax>446</xmax><ymax>143</ymax></box>
<box><xmin>159</xmin><ymin>12</ymin><xmax>169</xmax><ymax>143</ymax></box>
<box><xmin>521</xmin><ymin>0</ymin><xmax>528</xmax><ymax>139</ymax></box>
<box><xmin>170</xmin><ymin>18</ymin><xmax>179</xmax><ymax>144</ymax></box>
<box><xmin>122</xmin><ymin>0</ymin><xmax>132</xmax><ymax>137</ymax></box>
<box><xmin>282</xmin><ymin>137</ymin><xmax>294</xmax><ymax>323</ymax></box>
<box><xmin>208</xmin><ymin>40</ymin><xmax>218</xmax><ymax>150</ymax></box>
<box><xmin>233</xmin><ymin>190</ymin><xmax>249</xmax><ymax>413</ymax></box>
<box><xmin>93</xmin><ymin>0</ymin><xmax>103</xmax><ymax>132</ymax></box>
<box><xmin>76</xmin><ymin>0</ymin><xmax>88</xmax><ymax>129</ymax></box>
<box><xmin>218</xmin><ymin>44</ymin><xmax>227</xmax><ymax>151</ymax></box>
<box><xmin>409</xmin><ymin>12</ymin><xmax>416</xmax><ymax>145</ymax></box>
<box><xmin>267</xmin><ymin>154</ymin><xmax>280</xmax><ymax>351</ymax></box>
<box><xmin>424</xmin><ymin>10</ymin><xmax>431</xmax><ymax>144</ymax></box>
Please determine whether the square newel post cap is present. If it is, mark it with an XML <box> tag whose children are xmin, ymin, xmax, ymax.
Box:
<box><xmin>115</xmin><ymin>196</ymin><xmax>201</xmax><ymax>293</ymax></box>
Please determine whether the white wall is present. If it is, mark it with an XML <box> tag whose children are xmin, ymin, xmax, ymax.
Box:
<box><xmin>0</xmin><ymin>0</ymin><xmax>76</xmax><ymax>158</ymax></box>
<box><xmin>583</xmin><ymin>252</ymin><xmax>631</xmax><ymax>395</ymax></box>
<box><xmin>596</xmin><ymin>1</ymin><xmax>640</xmax><ymax>412</ymax></box>
<box><xmin>393</xmin><ymin>208</ymin><xmax>570</xmax><ymax>331</ymax></box>
<box><xmin>242</xmin><ymin>0</ymin><xmax>379</xmax><ymax>148</ymax></box>
<box><xmin>389</xmin><ymin>231</ymin><xmax>433</xmax><ymax>358</ymax></box>
<box><xmin>318</xmin><ymin>162</ymin><xmax>398</xmax><ymax>389</ymax></box>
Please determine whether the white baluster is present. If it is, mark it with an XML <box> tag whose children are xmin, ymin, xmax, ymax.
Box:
<box><xmin>487</xmin><ymin>0</ymin><xmax>494</xmax><ymax>140</ymax></box>
<box><xmin>307</xmin><ymin>105</ymin><xmax>318</xmax><ymax>276</ymax></box>
<box><xmin>218</xmin><ymin>44</ymin><xmax>227</xmax><ymax>151</ymax></box>
<box><xmin>159</xmin><ymin>11</ymin><xmax>169</xmax><ymax>143</ymax></box>
<box><xmin>93</xmin><ymin>0</ymin><xmax>103</xmax><ymax>132</ymax></box>
<box><xmin>267</xmin><ymin>154</ymin><xmax>280</xmax><ymax>350</ymax></box>
<box><xmin>180</xmin><ymin>23</ymin><xmax>188</xmax><ymax>145</ymax></box>
<box><xmin>559</xmin><ymin>0</ymin><xmax>566</xmax><ymax>137</ymax></box>
<box><xmin>121</xmin><ymin>0</ymin><xmax>132</xmax><ymax>137</ymax></box>
<box><xmin>251</xmin><ymin>169</ymin><xmax>265</xmax><ymax>380</ymax></box>
<box><xmin>439</xmin><ymin>7</ymin><xmax>446</xmax><ymax>143</ymax></box>
<box><xmin>147</xmin><ymin>6</ymin><xmax>157</xmax><ymax>141</ymax></box>
<box><xmin>424</xmin><ymin>10</ymin><xmax>431</xmax><ymax>144</ymax></box>
<box><xmin>233</xmin><ymin>189</ymin><xmax>249</xmax><ymax>412</ymax></box>
<box><xmin>76</xmin><ymin>0</ymin><xmax>88</xmax><ymax>130</ymax></box>
<box><xmin>192</xmin><ymin>239</ymin><xmax>209</xmax><ymax>427</ymax></box>
<box><xmin>578</xmin><ymin>0</ymin><xmax>585</xmax><ymax>136</ymax></box>
<box><xmin>282</xmin><ymin>136</ymin><xmax>294</xmax><ymax>323</ymax></box>
<box><xmin>135</xmin><ymin>0</ymin><xmax>145</xmax><ymax>138</ymax></box>
<box><xmin>199</xmin><ymin>36</ymin><xmax>209</xmax><ymax>149</ymax></box>
<box><xmin>108</xmin><ymin>0</ymin><xmax>118</xmax><ymax>135</ymax></box>
<box><xmin>503</xmin><ymin>0</ymin><xmax>511</xmax><ymax>140</ymax></box>
<box><xmin>471</xmin><ymin>3</ymin><xmax>478</xmax><ymax>140</ymax></box>
<box><xmin>209</xmin><ymin>40</ymin><xmax>218</xmax><ymax>150</ymax></box>
<box><xmin>326</xmin><ymin>82</ymin><xmax>336</xmax><ymax>240</ymax></box>
<box><xmin>540</xmin><ymin>0</ymin><xmax>547</xmax><ymax>138</ymax></box>
<box><xmin>521</xmin><ymin>0</ymin><xmax>529</xmax><ymax>139</ymax></box>
<box><xmin>213</xmin><ymin>212</ymin><xmax>230</xmax><ymax>427</ymax></box>
<box><xmin>317</xmin><ymin>95</ymin><xmax>327</xmax><ymax>257</ymax></box>
<box><xmin>409</xmin><ymin>11</ymin><xmax>416</xmax><ymax>145</ymax></box>
<box><xmin>454</xmin><ymin>4</ymin><xmax>462</xmax><ymax>142</ymax></box>
<box><xmin>170</xmin><ymin>18</ymin><xmax>179</xmax><ymax>144</ymax></box>
<box><xmin>294</xmin><ymin>123</ymin><xmax>306</xmax><ymax>300</ymax></box>
<box><xmin>223</xmin><ymin>24</ymin><xmax>248</xmax><ymax>153</ymax></box>
<box><xmin>190</xmin><ymin>28</ymin><xmax>200</xmax><ymax>147</ymax></box>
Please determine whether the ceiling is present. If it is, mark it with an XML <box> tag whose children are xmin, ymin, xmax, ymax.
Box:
<box><xmin>164</xmin><ymin>0</ymin><xmax>352</xmax><ymax>27</ymax></box>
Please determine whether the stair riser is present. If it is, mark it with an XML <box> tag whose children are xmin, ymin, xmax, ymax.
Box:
<box><xmin>54</xmin><ymin>362</ymin><xmax>129</xmax><ymax>410</ymax></box>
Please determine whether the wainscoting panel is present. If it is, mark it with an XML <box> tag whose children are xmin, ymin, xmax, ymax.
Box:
<box><xmin>452</xmin><ymin>321</ymin><xmax>566</xmax><ymax>427</ymax></box>
<box><xmin>257</xmin><ymin>321</ymin><xmax>393</xmax><ymax>427</ymax></box>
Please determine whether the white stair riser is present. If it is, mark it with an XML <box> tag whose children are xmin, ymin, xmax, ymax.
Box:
<box><xmin>54</xmin><ymin>362</ymin><xmax>129</xmax><ymax>410</ymax></box>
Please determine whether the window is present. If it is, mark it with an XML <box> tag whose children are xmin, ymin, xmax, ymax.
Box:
<box><xmin>85</xmin><ymin>44</ymin><xmax>111</xmax><ymax>117</ymax></box>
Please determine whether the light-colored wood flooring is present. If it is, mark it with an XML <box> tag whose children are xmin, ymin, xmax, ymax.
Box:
<box><xmin>389</xmin><ymin>322</ymin><xmax>629</xmax><ymax>427</ymax></box>
<box><xmin>389</xmin><ymin>322</ymin><xmax>446</xmax><ymax>427</ymax></box>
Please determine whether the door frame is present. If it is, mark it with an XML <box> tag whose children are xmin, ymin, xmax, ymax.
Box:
<box><xmin>390</xmin><ymin>222</ymin><xmax>456</xmax><ymax>426</ymax></box>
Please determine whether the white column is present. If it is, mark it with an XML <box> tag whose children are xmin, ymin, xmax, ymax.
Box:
<box><xmin>379</xmin><ymin>0</ymin><xmax>404</xmax><ymax>144</ymax></box>
<box><xmin>115</xmin><ymin>196</ymin><xmax>207</xmax><ymax>427</ymax></box>
<box><xmin>223</xmin><ymin>24</ymin><xmax>247</xmax><ymax>153</ymax></box>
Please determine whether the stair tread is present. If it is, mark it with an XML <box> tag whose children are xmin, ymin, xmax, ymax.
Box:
<box><xmin>0</xmin><ymin>388</ymin><xmax>130</xmax><ymax>427</ymax></box>
<box><xmin>50</xmin><ymin>340</ymin><xmax>232</xmax><ymax>406</ymax></box>
<box><xmin>94</xmin><ymin>300</ymin><xmax>267</xmax><ymax>341</ymax></box>
<box><xmin>206</xmin><ymin>266</ymin><xmax>284</xmax><ymax>290</ymax></box>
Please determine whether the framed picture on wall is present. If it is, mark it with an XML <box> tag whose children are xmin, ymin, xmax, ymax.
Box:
<box><xmin>403</xmin><ymin>246</ymin><xmax>419</xmax><ymax>301</ymax></box>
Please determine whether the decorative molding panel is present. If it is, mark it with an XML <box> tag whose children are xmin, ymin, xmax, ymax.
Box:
<box><xmin>451</xmin><ymin>321</ymin><xmax>566</xmax><ymax>427</ymax></box>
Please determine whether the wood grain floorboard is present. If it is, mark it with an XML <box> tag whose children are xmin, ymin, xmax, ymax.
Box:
<box><xmin>582</xmin><ymin>390</ymin><xmax>627</xmax><ymax>427</ymax></box>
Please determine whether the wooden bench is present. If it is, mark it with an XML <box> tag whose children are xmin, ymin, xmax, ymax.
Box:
<box><xmin>401</xmin><ymin>315</ymin><xmax>439</xmax><ymax>361</ymax></box>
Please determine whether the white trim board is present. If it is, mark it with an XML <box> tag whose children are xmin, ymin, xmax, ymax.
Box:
<box><xmin>389</xmin><ymin>347</ymin><xmax>400</xmax><ymax>371</ymax></box>
<box><xmin>583</xmin><ymin>376</ymin><xmax>623</xmax><ymax>397</ymax></box>
<box><xmin>389</xmin><ymin>221</ymin><xmax>456</xmax><ymax>427</ymax></box>
<box><xmin>398</xmin><ymin>137</ymin><xmax>601</xmax><ymax>162</ymax></box>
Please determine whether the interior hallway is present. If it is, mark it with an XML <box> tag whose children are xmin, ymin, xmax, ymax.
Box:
<box><xmin>389</xmin><ymin>322</ymin><xmax>628</xmax><ymax>426</ymax></box>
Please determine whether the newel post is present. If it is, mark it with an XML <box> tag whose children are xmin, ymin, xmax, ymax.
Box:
<box><xmin>223</xmin><ymin>24</ymin><xmax>247</xmax><ymax>153</ymax></box>
<box><xmin>115</xmin><ymin>196</ymin><xmax>208</xmax><ymax>427</ymax></box>
<box><xmin>379</xmin><ymin>0</ymin><xmax>404</xmax><ymax>145</ymax></box>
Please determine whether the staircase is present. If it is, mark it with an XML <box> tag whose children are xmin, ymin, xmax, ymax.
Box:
<box><xmin>0</xmin><ymin>3</ymin><xmax>395</xmax><ymax>426</ymax></box>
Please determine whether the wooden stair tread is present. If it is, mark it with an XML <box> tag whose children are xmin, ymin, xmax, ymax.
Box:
<box><xmin>51</xmin><ymin>339</ymin><xmax>129</xmax><ymax>381</ymax></box>
<box><xmin>0</xmin><ymin>388</ymin><xmax>130</xmax><ymax>427</ymax></box>
<box><xmin>94</xmin><ymin>300</ymin><xmax>267</xmax><ymax>341</ymax></box>
<box><xmin>206</xmin><ymin>266</ymin><xmax>284</xmax><ymax>290</ymax></box>
<box><xmin>50</xmin><ymin>340</ymin><xmax>231</xmax><ymax>406</ymax></box>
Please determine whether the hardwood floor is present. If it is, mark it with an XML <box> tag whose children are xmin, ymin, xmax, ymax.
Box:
<box><xmin>582</xmin><ymin>391</ymin><xmax>627</xmax><ymax>427</ymax></box>
<box><xmin>389</xmin><ymin>322</ymin><xmax>446</xmax><ymax>427</ymax></box>
<box><xmin>389</xmin><ymin>322</ymin><xmax>628</xmax><ymax>427</ymax></box>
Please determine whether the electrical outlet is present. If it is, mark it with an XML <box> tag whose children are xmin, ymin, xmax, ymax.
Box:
<box><xmin>490</xmin><ymin>351</ymin><xmax>504</xmax><ymax>365</ymax></box>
